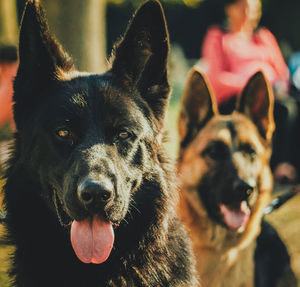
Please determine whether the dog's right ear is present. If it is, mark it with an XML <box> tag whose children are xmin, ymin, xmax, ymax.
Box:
<box><xmin>111</xmin><ymin>0</ymin><xmax>170</xmax><ymax>129</ymax></box>
<box><xmin>236</xmin><ymin>71</ymin><xmax>275</xmax><ymax>142</ymax></box>
<box><xmin>14</xmin><ymin>0</ymin><xmax>73</xmax><ymax>103</ymax></box>
<box><xmin>178</xmin><ymin>68</ymin><xmax>218</xmax><ymax>148</ymax></box>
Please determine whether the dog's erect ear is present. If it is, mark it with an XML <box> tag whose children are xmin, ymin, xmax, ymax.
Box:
<box><xmin>178</xmin><ymin>68</ymin><xmax>218</xmax><ymax>148</ymax></box>
<box><xmin>112</xmin><ymin>0</ymin><xmax>170</xmax><ymax>128</ymax></box>
<box><xmin>236</xmin><ymin>71</ymin><xmax>275</xmax><ymax>142</ymax></box>
<box><xmin>15</xmin><ymin>0</ymin><xmax>73</xmax><ymax>101</ymax></box>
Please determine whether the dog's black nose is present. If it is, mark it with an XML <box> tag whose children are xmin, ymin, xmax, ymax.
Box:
<box><xmin>234</xmin><ymin>179</ymin><xmax>254</xmax><ymax>199</ymax></box>
<box><xmin>78</xmin><ymin>178</ymin><xmax>113</xmax><ymax>207</ymax></box>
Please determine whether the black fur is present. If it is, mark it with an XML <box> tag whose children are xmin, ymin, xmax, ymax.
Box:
<box><xmin>2</xmin><ymin>1</ymin><xmax>197</xmax><ymax>286</ymax></box>
<box><xmin>255</xmin><ymin>220</ymin><xmax>297</xmax><ymax>287</ymax></box>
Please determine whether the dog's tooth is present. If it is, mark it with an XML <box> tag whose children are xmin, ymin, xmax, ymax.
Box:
<box><xmin>237</xmin><ymin>225</ymin><xmax>245</xmax><ymax>233</ymax></box>
<box><xmin>241</xmin><ymin>201</ymin><xmax>247</xmax><ymax>209</ymax></box>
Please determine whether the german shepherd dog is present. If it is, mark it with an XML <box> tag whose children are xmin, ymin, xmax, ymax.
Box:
<box><xmin>1</xmin><ymin>1</ymin><xmax>197</xmax><ymax>286</ymax></box>
<box><xmin>177</xmin><ymin>68</ymin><xmax>296</xmax><ymax>287</ymax></box>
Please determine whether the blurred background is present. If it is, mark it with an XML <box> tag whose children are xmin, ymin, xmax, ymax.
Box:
<box><xmin>0</xmin><ymin>0</ymin><xmax>300</xmax><ymax>286</ymax></box>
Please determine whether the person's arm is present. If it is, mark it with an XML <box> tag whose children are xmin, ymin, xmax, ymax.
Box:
<box><xmin>257</xmin><ymin>28</ymin><xmax>290</xmax><ymax>92</ymax></box>
<box><xmin>201</xmin><ymin>27</ymin><xmax>248</xmax><ymax>104</ymax></box>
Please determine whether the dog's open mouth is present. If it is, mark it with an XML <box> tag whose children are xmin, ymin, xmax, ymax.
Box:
<box><xmin>219</xmin><ymin>201</ymin><xmax>250</xmax><ymax>231</ymax></box>
<box><xmin>53</xmin><ymin>190</ymin><xmax>115</xmax><ymax>264</ymax></box>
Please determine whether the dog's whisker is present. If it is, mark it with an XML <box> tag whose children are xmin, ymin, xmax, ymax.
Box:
<box><xmin>129</xmin><ymin>201</ymin><xmax>141</xmax><ymax>215</ymax></box>
<box><xmin>121</xmin><ymin>218</ymin><xmax>129</xmax><ymax>226</ymax></box>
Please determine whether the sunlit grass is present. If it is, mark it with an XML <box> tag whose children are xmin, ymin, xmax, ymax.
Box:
<box><xmin>0</xmin><ymin>179</ymin><xmax>12</xmax><ymax>287</ymax></box>
<box><xmin>0</xmin><ymin>240</ymin><xmax>12</xmax><ymax>287</ymax></box>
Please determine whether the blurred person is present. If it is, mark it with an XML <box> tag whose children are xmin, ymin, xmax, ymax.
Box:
<box><xmin>0</xmin><ymin>45</ymin><xmax>18</xmax><ymax>172</ymax></box>
<box><xmin>200</xmin><ymin>0</ymin><xmax>299</xmax><ymax>184</ymax></box>
<box><xmin>288</xmin><ymin>51</ymin><xmax>300</xmax><ymax>92</ymax></box>
<box><xmin>0</xmin><ymin>45</ymin><xmax>18</xmax><ymax>135</ymax></box>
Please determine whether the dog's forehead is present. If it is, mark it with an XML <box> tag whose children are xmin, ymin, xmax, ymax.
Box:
<box><xmin>43</xmin><ymin>74</ymin><xmax>151</xmax><ymax>132</ymax></box>
<box><xmin>54</xmin><ymin>74</ymin><xmax>138</xmax><ymax>114</ymax></box>
<box><xmin>61</xmin><ymin>74</ymin><xmax>130</xmax><ymax>103</ymax></box>
<box><xmin>204</xmin><ymin>115</ymin><xmax>264</xmax><ymax>150</ymax></box>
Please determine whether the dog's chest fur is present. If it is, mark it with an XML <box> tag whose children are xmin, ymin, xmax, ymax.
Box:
<box><xmin>179</xmin><ymin>192</ymin><xmax>257</xmax><ymax>287</ymax></box>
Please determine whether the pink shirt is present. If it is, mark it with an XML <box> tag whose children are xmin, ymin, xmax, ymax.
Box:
<box><xmin>0</xmin><ymin>62</ymin><xmax>18</xmax><ymax>129</ymax></box>
<box><xmin>201</xmin><ymin>26</ymin><xmax>290</xmax><ymax>105</ymax></box>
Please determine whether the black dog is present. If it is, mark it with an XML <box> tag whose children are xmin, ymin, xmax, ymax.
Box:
<box><xmin>2</xmin><ymin>1</ymin><xmax>197</xmax><ymax>286</ymax></box>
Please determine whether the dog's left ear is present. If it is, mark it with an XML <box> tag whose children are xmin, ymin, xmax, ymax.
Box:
<box><xmin>111</xmin><ymin>0</ymin><xmax>170</xmax><ymax>128</ymax></box>
<box><xmin>178</xmin><ymin>68</ymin><xmax>218</xmax><ymax>148</ymax></box>
<box><xmin>236</xmin><ymin>71</ymin><xmax>275</xmax><ymax>142</ymax></box>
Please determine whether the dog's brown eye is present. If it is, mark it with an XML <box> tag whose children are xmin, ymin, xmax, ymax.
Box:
<box><xmin>203</xmin><ymin>141</ymin><xmax>230</xmax><ymax>161</ymax></box>
<box><xmin>57</xmin><ymin>128</ymin><xmax>71</xmax><ymax>138</ymax></box>
<box><xmin>118</xmin><ymin>131</ymin><xmax>130</xmax><ymax>140</ymax></box>
<box><xmin>240</xmin><ymin>143</ymin><xmax>256</xmax><ymax>158</ymax></box>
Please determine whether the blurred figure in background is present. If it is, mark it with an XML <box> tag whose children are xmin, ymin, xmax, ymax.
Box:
<box><xmin>0</xmin><ymin>45</ymin><xmax>18</xmax><ymax>134</ymax></box>
<box><xmin>0</xmin><ymin>44</ymin><xmax>18</xmax><ymax>173</ymax></box>
<box><xmin>288</xmin><ymin>51</ymin><xmax>300</xmax><ymax>93</ymax></box>
<box><xmin>200</xmin><ymin>0</ymin><xmax>299</xmax><ymax>184</ymax></box>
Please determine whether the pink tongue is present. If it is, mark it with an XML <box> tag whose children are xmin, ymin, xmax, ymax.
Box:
<box><xmin>71</xmin><ymin>215</ymin><xmax>114</xmax><ymax>264</ymax></box>
<box><xmin>219</xmin><ymin>201</ymin><xmax>250</xmax><ymax>230</ymax></box>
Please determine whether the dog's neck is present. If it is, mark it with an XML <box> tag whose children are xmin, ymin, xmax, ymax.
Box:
<box><xmin>179</xmin><ymin>190</ymin><xmax>258</xmax><ymax>287</ymax></box>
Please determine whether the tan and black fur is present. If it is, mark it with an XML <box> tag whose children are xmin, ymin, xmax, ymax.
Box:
<box><xmin>177</xmin><ymin>67</ymin><xmax>296</xmax><ymax>287</ymax></box>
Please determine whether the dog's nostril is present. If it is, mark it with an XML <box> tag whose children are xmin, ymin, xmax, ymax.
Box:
<box><xmin>100</xmin><ymin>190</ymin><xmax>111</xmax><ymax>203</ymax></box>
<box><xmin>80</xmin><ymin>191</ymin><xmax>93</xmax><ymax>204</ymax></box>
<box><xmin>234</xmin><ymin>179</ymin><xmax>254</xmax><ymax>198</ymax></box>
